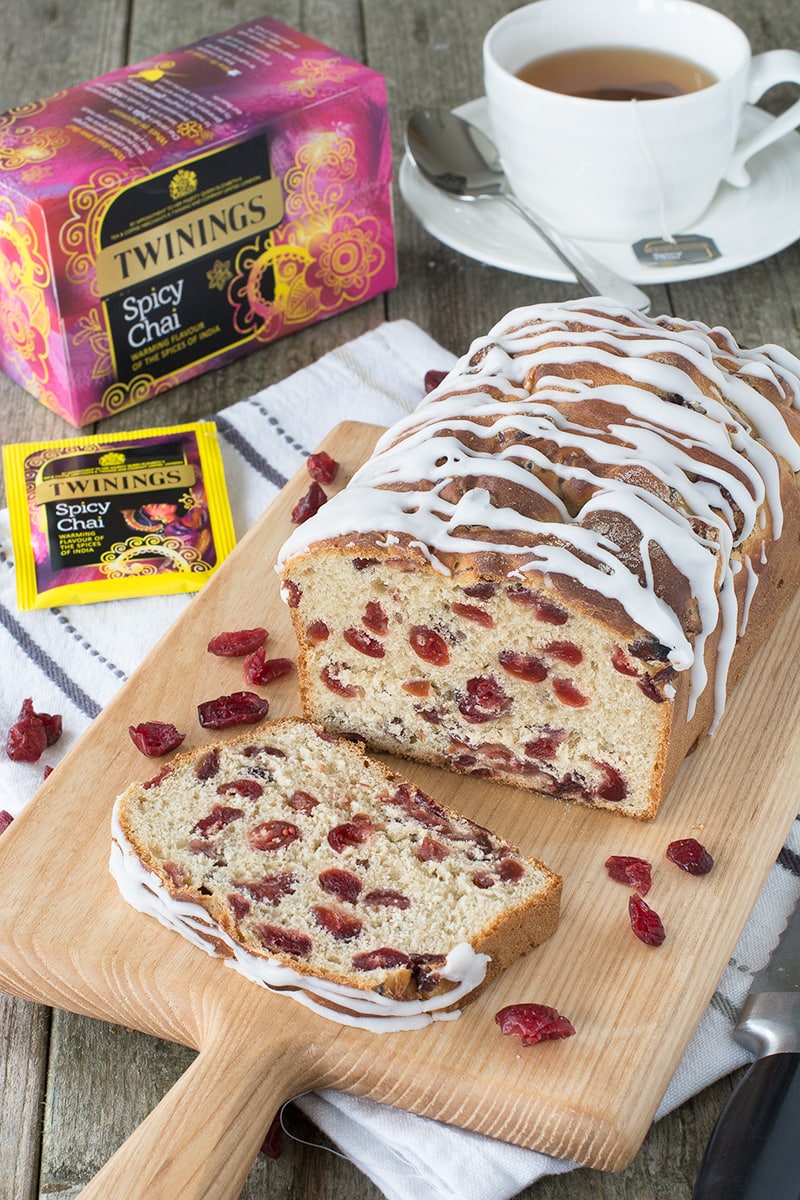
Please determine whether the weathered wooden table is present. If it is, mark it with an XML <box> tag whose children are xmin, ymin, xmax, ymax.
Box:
<box><xmin>1</xmin><ymin>1</ymin><xmax>798</xmax><ymax>1196</ymax></box>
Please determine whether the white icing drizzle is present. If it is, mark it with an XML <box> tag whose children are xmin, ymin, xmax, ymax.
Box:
<box><xmin>278</xmin><ymin>300</ymin><xmax>800</xmax><ymax>726</ymax></box>
<box><xmin>109</xmin><ymin>802</ymin><xmax>488</xmax><ymax>1033</ymax></box>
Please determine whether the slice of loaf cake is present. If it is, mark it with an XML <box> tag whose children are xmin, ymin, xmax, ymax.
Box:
<box><xmin>277</xmin><ymin>298</ymin><xmax>800</xmax><ymax>819</ymax></box>
<box><xmin>111</xmin><ymin>718</ymin><xmax>561</xmax><ymax>1030</ymax></box>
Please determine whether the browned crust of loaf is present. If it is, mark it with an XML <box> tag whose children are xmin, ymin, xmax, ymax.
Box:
<box><xmin>116</xmin><ymin>719</ymin><xmax>562</xmax><ymax>1001</ymax></box>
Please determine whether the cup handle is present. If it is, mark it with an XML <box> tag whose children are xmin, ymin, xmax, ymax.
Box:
<box><xmin>724</xmin><ymin>50</ymin><xmax>800</xmax><ymax>187</ymax></box>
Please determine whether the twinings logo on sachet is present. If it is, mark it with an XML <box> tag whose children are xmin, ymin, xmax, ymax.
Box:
<box><xmin>35</xmin><ymin>463</ymin><xmax>196</xmax><ymax>504</ymax></box>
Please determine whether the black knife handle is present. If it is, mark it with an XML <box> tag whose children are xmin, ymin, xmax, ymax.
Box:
<box><xmin>693</xmin><ymin>1052</ymin><xmax>800</xmax><ymax>1200</ymax></box>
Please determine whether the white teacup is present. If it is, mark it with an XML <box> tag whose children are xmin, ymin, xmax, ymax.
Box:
<box><xmin>483</xmin><ymin>0</ymin><xmax>800</xmax><ymax>242</ymax></box>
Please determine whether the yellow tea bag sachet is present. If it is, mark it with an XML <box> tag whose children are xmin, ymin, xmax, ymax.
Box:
<box><xmin>3</xmin><ymin>422</ymin><xmax>235</xmax><ymax>609</ymax></box>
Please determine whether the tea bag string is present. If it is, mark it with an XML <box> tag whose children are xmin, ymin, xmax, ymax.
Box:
<box><xmin>630</xmin><ymin>98</ymin><xmax>675</xmax><ymax>244</ymax></box>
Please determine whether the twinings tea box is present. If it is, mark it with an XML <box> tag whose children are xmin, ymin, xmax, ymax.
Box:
<box><xmin>0</xmin><ymin>19</ymin><xmax>396</xmax><ymax>426</ymax></box>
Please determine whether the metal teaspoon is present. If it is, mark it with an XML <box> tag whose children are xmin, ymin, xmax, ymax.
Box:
<box><xmin>405</xmin><ymin>105</ymin><xmax>651</xmax><ymax>312</ymax></box>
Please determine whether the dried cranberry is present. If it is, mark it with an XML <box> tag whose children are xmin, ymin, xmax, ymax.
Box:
<box><xmin>312</xmin><ymin>905</ymin><xmax>363</xmax><ymax>941</ymax></box>
<box><xmin>197</xmin><ymin>691</ymin><xmax>269</xmax><ymax>729</ymax></box>
<box><xmin>328</xmin><ymin>816</ymin><xmax>375</xmax><ymax>852</ymax></box>
<box><xmin>343</xmin><ymin>627</ymin><xmax>385</xmax><ymax>658</ymax></box>
<box><xmin>217</xmin><ymin>779</ymin><xmax>264</xmax><ymax>800</ymax></box>
<box><xmin>319</xmin><ymin>868</ymin><xmax>362</xmax><ymax>903</ymax></box>
<box><xmin>306</xmin><ymin>450</ymin><xmax>339</xmax><ymax>484</ymax></box>
<box><xmin>424</xmin><ymin>368</ymin><xmax>449</xmax><ymax>393</ymax></box>
<box><xmin>506</xmin><ymin>587</ymin><xmax>568</xmax><ymax>624</ymax></box>
<box><xmin>16</xmin><ymin>698</ymin><xmax>62</xmax><ymax>748</ymax></box>
<box><xmin>524</xmin><ymin>727</ymin><xmax>565</xmax><ymax>761</ymax></box>
<box><xmin>0</xmin><ymin>810</ymin><xmax>14</xmax><ymax>835</ymax></box>
<box><xmin>258</xmin><ymin>924</ymin><xmax>312</xmax><ymax>958</ymax></box>
<box><xmin>553</xmin><ymin>678</ymin><xmax>590</xmax><ymax>707</ymax></box>
<box><xmin>666</xmin><ymin>838</ymin><xmax>714</xmax><ymax>875</ymax></box>
<box><xmin>498</xmin><ymin>650</ymin><xmax>547</xmax><ymax>683</ymax></box>
<box><xmin>242</xmin><ymin>872</ymin><xmax>297</xmax><ymax>904</ymax></box>
<box><xmin>162</xmin><ymin>861</ymin><xmax>187</xmax><ymax>888</ymax></box>
<box><xmin>386</xmin><ymin>783</ymin><xmax>453</xmax><ymax>833</ymax></box>
<box><xmin>629</xmin><ymin>893</ymin><xmax>666</xmax><ymax>946</ymax></box>
<box><xmin>291</xmin><ymin>481</ymin><xmax>327</xmax><ymax>524</ymax></box>
<box><xmin>417</xmin><ymin>836</ymin><xmax>450</xmax><ymax>862</ymax></box>
<box><xmin>594</xmin><ymin>762</ymin><xmax>628</xmax><ymax>803</ymax></box>
<box><xmin>458</xmin><ymin>675</ymin><xmax>511</xmax><ymax>723</ymax></box>
<box><xmin>6</xmin><ymin>716</ymin><xmax>48</xmax><ymax>762</ymax></box>
<box><xmin>472</xmin><ymin>871</ymin><xmax>496</xmax><ymax>889</ymax></box>
<box><xmin>605</xmin><ymin>855</ymin><xmax>652</xmax><ymax>895</ymax></box>
<box><xmin>307</xmin><ymin>620</ymin><xmax>330</xmax><ymax>642</ymax></box>
<box><xmin>364</xmin><ymin>888</ymin><xmax>410</xmax><ymax>909</ymax></box>
<box><xmin>243</xmin><ymin>650</ymin><xmax>294</xmax><ymax>686</ymax></box>
<box><xmin>362</xmin><ymin>600</ymin><xmax>389</xmax><ymax>635</ymax></box>
<box><xmin>228</xmin><ymin>894</ymin><xmax>251</xmax><ymax>921</ymax></box>
<box><xmin>543</xmin><ymin>640</ymin><xmax>582</xmax><ymax>665</ymax></box>
<box><xmin>283</xmin><ymin>580</ymin><xmax>302</xmax><ymax>608</ymax></box>
<box><xmin>497</xmin><ymin>858</ymin><xmax>525</xmax><ymax>883</ymax></box>
<box><xmin>17</xmin><ymin>699</ymin><xmax>62</xmax><ymax>748</ymax></box>
<box><xmin>128</xmin><ymin>721</ymin><xmax>187</xmax><ymax>757</ymax></box>
<box><xmin>451</xmin><ymin>602</ymin><xmax>494</xmax><ymax>627</ymax></box>
<box><xmin>462</xmin><ymin>582</ymin><xmax>496</xmax><ymax>600</ymax></box>
<box><xmin>193</xmin><ymin>804</ymin><xmax>244</xmax><ymax>836</ymax></box>
<box><xmin>353</xmin><ymin>947</ymin><xmax>411</xmax><ymax>971</ymax></box>
<box><xmin>320</xmin><ymin>665</ymin><xmax>359</xmax><ymax>697</ymax></box>
<box><xmin>611</xmin><ymin>645</ymin><xmax>639</xmax><ymax>676</ymax></box>
<box><xmin>409</xmin><ymin>625</ymin><xmax>450</xmax><ymax>665</ymax></box>
<box><xmin>195</xmin><ymin>748</ymin><xmax>220</xmax><ymax>780</ymax></box>
<box><xmin>207</xmin><ymin>628</ymin><xmax>267</xmax><ymax>657</ymax></box>
<box><xmin>495</xmin><ymin>1003</ymin><xmax>576</xmax><ymax>1046</ymax></box>
<box><xmin>287</xmin><ymin>789</ymin><xmax>319</xmax><ymax>813</ymax></box>
<box><xmin>142</xmin><ymin>765</ymin><xmax>173</xmax><ymax>790</ymax></box>
<box><xmin>249</xmin><ymin>820</ymin><xmax>301</xmax><ymax>851</ymax></box>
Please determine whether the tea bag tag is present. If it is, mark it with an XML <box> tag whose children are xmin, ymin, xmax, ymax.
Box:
<box><xmin>632</xmin><ymin>233</ymin><xmax>721</xmax><ymax>266</ymax></box>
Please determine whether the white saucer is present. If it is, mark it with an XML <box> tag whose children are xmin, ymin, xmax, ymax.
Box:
<box><xmin>399</xmin><ymin>98</ymin><xmax>800</xmax><ymax>285</ymax></box>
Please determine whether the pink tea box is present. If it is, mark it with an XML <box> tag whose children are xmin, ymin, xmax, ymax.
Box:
<box><xmin>0</xmin><ymin>18</ymin><xmax>396</xmax><ymax>426</ymax></box>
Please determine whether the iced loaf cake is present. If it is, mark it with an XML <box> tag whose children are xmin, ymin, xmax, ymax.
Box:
<box><xmin>111</xmin><ymin>719</ymin><xmax>561</xmax><ymax>1030</ymax></box>
<box><xmin>277</xmin><ymin>299</ymin><xmax>800</xmax><ymax>819</ymax></box>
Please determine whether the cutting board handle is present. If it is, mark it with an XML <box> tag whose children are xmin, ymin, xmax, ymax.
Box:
<box><xmin>77</xmin><ymin>1020</ymin><xmax>309</xmax><ymax>1200</ymax></box>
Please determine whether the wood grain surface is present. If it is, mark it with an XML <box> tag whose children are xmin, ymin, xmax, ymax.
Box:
<box><xmin>2</xmin><ymin>1</ymin><xmax>799</xmax><ymax>1198</ymax></box>
<box><xmin>1</xmin><ymin>422</ymin><xmax>799</xmax><ymax>1199</ymax></box>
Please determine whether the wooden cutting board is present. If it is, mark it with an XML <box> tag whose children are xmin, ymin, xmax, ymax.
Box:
<box><xmin>1</xmin><ymin>420</ymin><xmax>798</xmax><ymax>1200</ymax></box>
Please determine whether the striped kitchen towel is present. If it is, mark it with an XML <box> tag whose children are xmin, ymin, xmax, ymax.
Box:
<box><xmin>1</xmin><ymin>319</ymin><xmax>799</xmax><ymax>1200</ymax></box>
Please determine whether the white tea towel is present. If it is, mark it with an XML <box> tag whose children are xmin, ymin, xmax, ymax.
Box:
<box><xmin>1</xmin><ymin>320</ymin><xmax>798</xmax><ymax>1200</ymax></box>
